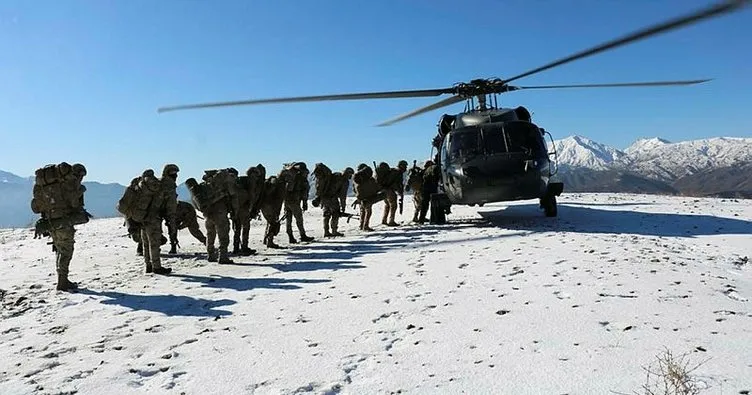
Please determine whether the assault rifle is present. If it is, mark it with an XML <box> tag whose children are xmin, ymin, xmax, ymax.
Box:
<box><xmin>340</xmin><ymin>212</ymin><xmax>360</xmax><ymax>223</ymax></box>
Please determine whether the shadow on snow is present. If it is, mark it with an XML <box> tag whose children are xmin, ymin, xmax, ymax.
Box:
<box><xmin>173</xmin><ymin>273</ymin><xmax>331</xmax><ymax>291</ymax></box>
<box><xmin>476</xmin><ymin>204</ymin><xmax>752</xmax><ymax>237</ymax></box>
<box><xmin>78</xmin><ymin>288</ymin><xmax>236</xmax><ymax>317</ymax></box>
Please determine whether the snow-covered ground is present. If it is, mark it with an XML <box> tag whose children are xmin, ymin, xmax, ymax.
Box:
<box><xmin>1</xmin><ymin>193</ymin><xmax>750</xmax><ymax>395</ymax></box>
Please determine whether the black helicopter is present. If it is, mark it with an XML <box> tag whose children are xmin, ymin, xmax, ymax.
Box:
<box><xmin>157</xmin><ymin>0</ymin><xmax>749</xmax><ymax>222</ymax></box>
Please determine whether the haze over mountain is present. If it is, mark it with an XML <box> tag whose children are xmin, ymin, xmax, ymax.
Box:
<box><xmin>1</xmin><ymin>135</ymin><xmax>751</xmax><ymax>228</ymax></box>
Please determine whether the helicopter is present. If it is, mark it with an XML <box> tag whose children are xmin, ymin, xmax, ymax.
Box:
<box><xmin>157</xmin><ymin>0</ymin><xmax>750</xmax><ymax>223</ymax></box>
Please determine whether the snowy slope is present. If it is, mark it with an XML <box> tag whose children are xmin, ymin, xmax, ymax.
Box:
<box><xmin>554</xmin><ymin>135</ymin><xmax>626</xmax><ymax>170</ymax></box>
<box><xmin>623</xmin><ymin>137</ymin><xmax>671</xmax><ymax>156</ymax></box>
<box><xmin>1</xmin><ymin>194</ymin><xmax>751</xmax><ymax>394</ymax></box>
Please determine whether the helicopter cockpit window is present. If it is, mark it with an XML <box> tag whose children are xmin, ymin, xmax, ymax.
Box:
<box><xmin>481</xmin><ymin>125</ymin><xmax>508</xmax><ymax>155</ymax></box>
<box><xmin>503</xmin><ymin>122</ymin><xmax>543</xmax><ymax>154</ymax></box>
<box><xmin>448</xmin><ymin>130</ymin><xmax>481</xmax><ymax>160</ymax></box>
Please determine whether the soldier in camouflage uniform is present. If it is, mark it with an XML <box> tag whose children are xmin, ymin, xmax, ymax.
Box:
<box><xmin>260</xmin><ymin>175</ymin><xmax>286</xmax><ymax>248</ymax></box>
<box><xmin>339</xmin><ymin>167</ymin><xmax>355</xmax><ymax>213</ymax></box>
<box><xmin>352</xmin><ymin>163</ymin><xmax>382</xmax><ymax>232</ymax></box>
<box><xmin>203</xmin><ymin>168</ymin><xmax>239</xmax><ymax>264</ymax></box>
<box><xmin>311</xmin><ymin>163</ymin><xmax>347</xmax><ymax>238</ymax></box>
<box><xmin>231</xmin><ymin>165</ymin><xmax>265</xmax><ymax>256</ymax></box>
<box><xmin>32</xmin><ymin>163</ymin><xmax>89</xmax><ymax>291</ymax></box>
<box><xmin>377</xmin><ymin>160</ymin><xmax>408</xmax><ymax>226</ymax></box>
<box><xmin>404</xmin><ymin>161</ymin><xmax>425</xmax><ymax>223</ymax></box>
<box><xmin>159</xmin><ymin>164</ymin><xmax>180</xmax><ymax>254</ymax></box>
<box><xmin>167</xmin><ymin>201</ymin><xmax>207</xmax><ymax>251</ymax></box>
<box><xmin>418</xmin><ymin>160</ymin><xmax>441</xmax><ymax>224</ymax></box>
<box><xmin>280</xmin><ymin>162</ymin><xmax>314</xmax><ymax>244</ymax></box>
<box><xmin>137</xmin><ymin>169</ymin><xmax>173</xmax><ymax>274</ymax></box>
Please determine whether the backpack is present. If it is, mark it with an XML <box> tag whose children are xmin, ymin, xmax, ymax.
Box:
<box><xmin>375</xmin><ymin>162</ymin><xmax>391</xmax><ymax>188</ymax></box>
<box><xmin>30</xmin><ymin>162</ymin><xmax>87</xmax><ymax>224</ymax></box>
<box><xmin>116</xmin><ymin>171</ymin><xmax>164</xmax><ymax>223</ymax></box>
<box><xmin>186</xmin><ymin>168</ymin><xmax>237</xmax><ymax>213</ymax></box>
<box><xmin>353</xmin><ymin>166</ymin><xmax>373</xmax><ymax>185</ymax></box>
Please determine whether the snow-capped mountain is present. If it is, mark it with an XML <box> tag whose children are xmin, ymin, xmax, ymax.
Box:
<box><xmin>553</xmin><ymin>135</ymin><xmax>752</xmax><ymax>197</ymax></box>
<box><xmin>619</xmin><ymin>137</ymin><xmax>752</xmax><ymax>181</ymax></box>
<box><xmin>554</xmin><ymin>135</ymin><xmax>626</xmax><ymax>170</ymax></box>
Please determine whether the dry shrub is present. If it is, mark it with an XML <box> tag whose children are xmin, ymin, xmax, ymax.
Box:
<box><xmin>638</xmin><ymin>348</ymin><xmax>710</xmax><ymax>395</ymax></box>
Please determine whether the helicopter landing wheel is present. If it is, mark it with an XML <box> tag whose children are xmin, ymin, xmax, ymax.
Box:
<box><xmin>540</xmin><ymin>195</ymin><xmax>557</xmax><ymax>217</ymax></box>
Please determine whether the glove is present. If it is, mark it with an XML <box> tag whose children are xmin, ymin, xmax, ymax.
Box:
<box><xmin>311</xmin><ymin>197</ymin><xmax>320</xmax><ymax>207</ymax></box>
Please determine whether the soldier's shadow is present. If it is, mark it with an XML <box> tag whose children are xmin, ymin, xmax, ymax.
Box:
<box><xmin>77</xmin><ymin>289</ymin><xmax>235</xmax><ymax>317</ymax></box>
<box><xmin>172</xmin><ymin>273</ymin><xmax>332</xmax><ymax>292</ymax></box>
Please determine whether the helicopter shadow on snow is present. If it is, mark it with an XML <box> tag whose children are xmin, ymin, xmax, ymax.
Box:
<box><xmin>477</xmin><ymin>204</ymin><xmax>752</xmax><ymax>237</ymax></box>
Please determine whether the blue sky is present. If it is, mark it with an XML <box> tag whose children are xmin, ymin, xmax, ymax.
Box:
<box><xmin>1</xmin><ymin>0</ymin><xmax>750</xmax><ymax>184</ymax></box>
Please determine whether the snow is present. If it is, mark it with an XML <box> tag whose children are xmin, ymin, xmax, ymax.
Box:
<box><xmin>1</xmin><ymin>193</ymin><xmax>751</xmax><ymax>394</ymax></box>
<box><xmin>554</xmin><ymin>135</ymin><xmax>626</xmax><ymax>170</ymax></box>
<box><xmin>624</xmin><ymin>137</ymin><xmax>671</xmax><ymax>156</ymax></box>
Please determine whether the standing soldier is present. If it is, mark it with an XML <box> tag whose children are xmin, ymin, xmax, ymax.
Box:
<box><xmin>404</xmin><ymin>161</ymin><xmax>425</xmax><ymax>223</ymax></box>
<box><xmin>280</xmin><ymin>162</ymin><xmax>314</xmax><ymax>244</ymax></box>
<box><xmin>232</xmin><ymin>164</ymin><xmax>265</xmax><ymax>255</ymax></box>
<box><xmin>352</xmin><ymin>163</ymin><xmax>382</xmax><ymax>232</ymax></box>
<box><xmin>159</xmin><ymin>164</ymin><xmax>180</xmax><ymax>254</ymax></box>
<box><xmin>31</xmin><ymin>162</ymin><xmax>91</xmax><ymax>291</ymax></box>
<box><xmin>418</xmin><ymin>160</ymin><xmax>441</xmax><ymax>224</ymax></box>
<box><xmin>311</xmin><ymin>163</ymin><xmax>347</xmax><ymax>238</ymax></box>
<box><xmin>185</xmin><ymin>168</ymin><xmax>239</xmax><ymax>264</ymax></box>
<box><xmin>338</xmin><ymin>167</ymin><xmax>355</xmax><ymax>213</ymax></box>
<box><xmin>117</xmin><ymin>169</ymin><xmax>173</xmax><ymax>274</ymax></box>
<box><xmin>376</xmin><ymin>160</ymin><xmax>408</xmax><ymax>226</ymax></box>
<box><xmin>259</xmin><ymin>174</ymin><xmax>286</xmax><ymax>249</ymax></box>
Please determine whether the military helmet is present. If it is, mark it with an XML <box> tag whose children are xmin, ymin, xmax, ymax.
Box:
<box><xmin>424</xmin><ymin>160</ymin><xmax>434</xmax><ymax>168</ymax></box>
<box><xmin>142</xmin><ymin>169</ymin><xmax>156</xmax><ymax>178</ymax></box>
<box><xmin>162</xmin><ymin>163</ymin><xmax>180</xmax><ymax>177</ymax></box>
<box><xmin>343</xmin><ymin>167</ymin><xmax>355</xmax><ymax>176</ymax></box>
<box><xmin>72</xmin><ymin>163</ymin><xmax>87</xmax><ymax>177</ymax></box>
<box><xmin>357</xmin><ymin>163</ymin><xmax>368</xmax><ymax>171</ymax></box>
<box><xmin>397</xmin><ymin>160</ymin><xmax>408</xmax><ymax>170</ymax></box>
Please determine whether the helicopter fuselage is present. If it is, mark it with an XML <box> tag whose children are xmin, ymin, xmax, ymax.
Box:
<box><xmin>434</xmin><ymin>108</ymin><xmax>562</xmax><ymax>206</ymax></box>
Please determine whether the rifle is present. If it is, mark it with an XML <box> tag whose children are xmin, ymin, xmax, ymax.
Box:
<box><xmin>339</xmin><ymin>212</ymin><xmax>360</xmax><ymax>223</ymax></box>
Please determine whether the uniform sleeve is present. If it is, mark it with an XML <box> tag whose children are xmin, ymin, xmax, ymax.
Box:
<box><xmin>338</xmin><ymin>179</ymin><xmax>348</xmax><ymax>211</ymax></box>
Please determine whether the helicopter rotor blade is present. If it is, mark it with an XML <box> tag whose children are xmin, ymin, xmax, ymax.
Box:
<box><xmin>503</xmin><ymin>0</ymin><xmax>750</xmax><ymax>85</ymax></box>
<box><xmin>376</xmin><ymin>95</ymin><xmax>465</xmax><ymax>127</ymax></box>
<box><xmin>514</xmin><ymin>79</ymin><xmax>712</xmax><ymax>90</ymax></box>
<box><xmin>157</xmin><ymin>88</ymin><xmax>454</xmax><ymax>113</ymax></box>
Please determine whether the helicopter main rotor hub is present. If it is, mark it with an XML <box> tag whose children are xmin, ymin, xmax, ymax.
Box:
<box><xmin>452</xmin><ymin>79</ymin><xmax>518</xmax><ymax>98</ymax></box>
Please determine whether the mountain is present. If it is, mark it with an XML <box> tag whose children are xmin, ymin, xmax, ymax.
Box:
<box><xmin>553</xmin><ymin>135</ymin><xmax>752</xmax><ymax>196</ymax></box>
<box><xmin>0</xmin><ymin>170</ymin><xmax>28</xmax><ymax>184</ymax></box>
<box><xmin>554</xmin><ymin>135</ymin><xmax>626</xmax><ymax>171</ymax></box>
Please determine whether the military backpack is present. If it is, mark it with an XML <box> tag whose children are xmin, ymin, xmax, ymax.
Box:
<box><xmin>116</xmin><ymin>171</ymin><xmax>164</xmax><ymax>223</ymax></box>
<box><xmin>185</xmin><ymin>168</ymin><xmax>237</xmax><ymax>213</ymax></box>
<box><xmin>31</xmin><ymin>162</ymin><xmax>90</xmax><ymax>233</ymax></box>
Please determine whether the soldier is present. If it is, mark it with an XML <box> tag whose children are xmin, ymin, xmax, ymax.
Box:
<box><xmin>339</xmin><ymin>167</ymin><xmax>355</xmax><ymax>213</ymax></box>
<box><xmin>232</xmin><ymin>164</ymin><xmax>265</xmax><ymax>255</ymax></box>
<box><xmin>352</xmin><ymin>163</ymin><xmax>382</xmax><ymax>232</ymax></box>
<box><xmin>279</xmin><ymin>162</ymin><xmax>314</xmax><ymax>244</ymax></box>
<box><xmin>204</xmin><ymin>168</ymin><xmax>239</xmax><ymax>264</ymax></box>
<box><xmin>418</xmin><ymin>160</ymin><xmax>441</xmax><ymax>224</ymax></box>
<box><xmin>404</xmin><ymin>161</ymin><xmax>425</xmax><ymax>223</ymax></box>
<box><xmin>260</xmin><ymin>175</ymin><xmax>286</xmax><ymax>248</ymax></box>
<box><xmin>159</xmin><ymin>164</ymin><xmax>180</xmax><ymax>254</ymax></box>
<box><xmin>118</xmin><ymin>169</ymin><xmax>173</xmax><ymax>274</ymax></box>
<box><xmin>311</xmin><ymin>163</ymin><xmax>346</xmax><ymax>238</ymax></box>
<box><xmin>167</xmin><ymin>201</ymin><xmax>207</xmax><ymax>253</ymax></box>
<box><xmin>376</xmin><ymin>160</ymin><xmax>408</xmax><ymax>226</ymax></box>
<box><xmin>31</xmin><ymin>162</ymin><xmax>90</xmax><ymax>291</ymax></box>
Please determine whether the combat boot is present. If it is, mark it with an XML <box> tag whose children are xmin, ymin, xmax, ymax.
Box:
<box><xmin>300</xmin><ymin>234</ymin><xmax>314</xmax><ymax>242</ymax></box>
<box><xmin>145</xmin><ymin>263</ymin><xmax>153</xmax><ymax>273</ymax></box>
<box><xmin>288</xmin><ymin>233</ymin><xmax>297</xmax><ymax>244</ymax></box>
<box><xmin>240</xmin><ymin>247</ymin><xmax>257</xmax><ymax>256</ymax></box>
<box><xmin>331</xmin><ymin>218</ymin><xmax>344</xmax><ymax>237</ymax></box>
<box><xmin>152</xmin><ymin>266</ymin><xmax>172</xmax><ymax>275</ymax></box>
<box><xmin>218</xmin><ymin>248</ymin><xmax>234</xmax><ymax>264</ymax></box>
<box><xmin>56</xmin><ymin>272</ymin><xmax>78</xmax><ymax>292</ymax></box>
<box><xmin>136</xmin><ymin>242</ymin><xmax>143</xmax><ymax>256</ymax></box>
<box><xmin>207</xmin><ymin>246</ymin><xmax>218</xmax><ymax>262</ymax></box>
<box><xmin>169</xmin><ymin>243</ymin><xmax>177</xmax><ymax>255</ymax></box>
